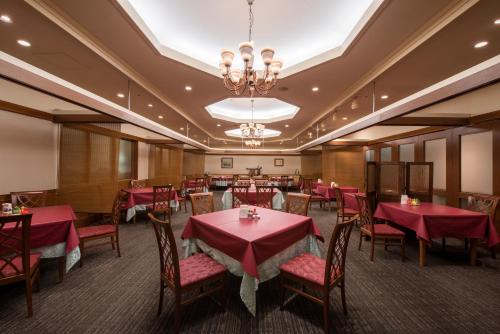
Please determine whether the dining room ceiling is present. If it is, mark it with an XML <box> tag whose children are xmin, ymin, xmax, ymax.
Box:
<box><xmin>0</xmin><ymin>0</ymin><xmax>498</xmax><ymax>151</ymax></box>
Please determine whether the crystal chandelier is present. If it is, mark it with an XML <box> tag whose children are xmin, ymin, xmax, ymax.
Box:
<box><xmin>245</xmin><ymin>139</ymin><xmax>262</xmax><ymax>148</ymax></box>
<box><xmin>219</xmin><ymin>0</ymin><xmax>283</xmax><ymax>96</ymax></box>
<box><xmin>240</xmin><ymin>99</ymin><xmax>264</xmax><ymax>148</ymax></box>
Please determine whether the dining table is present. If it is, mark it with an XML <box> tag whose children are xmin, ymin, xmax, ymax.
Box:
<box><xmin>221</xmin><ymin>186</ymin><xmax>285</xmax><ymax>210</ymax></box>
<box><xmin>122</xmin><ymin>187</ymin><xmax>179</xmax><ymax>221</ymax></box>
<box><xmin>1</xmin><ymin>205</ymin><xmax>81</xmax><ymax>282</ymax></box>
<box><xmin>313</xmin><ymin>185</ymin><xmax>359</xmax><ymax>211</ymax></box>
<box><xmin>181</xmin><ymin>207</ymin><xmax>323</xmax><ymax>315</ymax></box>
<box><xmin>343</xmin><ymin>192</ymin><xmax>365</xmax><ymax>211</ymax></box>
<box><xmin>373</xmin><ymin>202</ymin><xmax>499</xmax><ymax>267</ymax></box>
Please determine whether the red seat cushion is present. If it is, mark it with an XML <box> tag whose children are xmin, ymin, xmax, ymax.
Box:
<box><xmin>78</xmin><ymin>224</ymin><xmax>116</xmax><ymax>239</ymax></box>
<box><xmin>363</xmin><ymin>224</ymin><xmax>405</xmax><ymax>236</ymax></box>
<box><xmin>311</xmin><ymin>195</ymin><xmax>326</xmax><ymax>201</ymax></box>
<box><xmin>0</xmin><ymin>253</ymin><xmax>41</xmax><ymax>277</ymax></box>
<box><xmin>280</xmin><ymin>253</ymin><xmax>337</xmax><ymax>286</ymax></box>
<box><xmin>178</xmin><ymin>253</ymin><xmax>226</xmax><ymax>287</ymax></box>
<box><xmin>342</xmin><ymin>208</ymin><xmax>358</xmax><ymax>216</ymax></box>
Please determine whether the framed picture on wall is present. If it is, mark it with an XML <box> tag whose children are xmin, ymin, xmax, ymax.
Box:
<box><xmin>274</xmin><ymin>158</ymin><xmax>284</xmax><ymax>167</ymax></box>
<box><xmin>221</xmin><ymin>157</ymin><xmax>233</xmax><ymax>169</ymax></box>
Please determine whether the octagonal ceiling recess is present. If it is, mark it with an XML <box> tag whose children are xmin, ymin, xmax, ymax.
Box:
<box><xmin>205</xmin><ymin>97</ymin><xmax>299</xmax><ymax>123</ymax></box>
<box><xmin>118</xmin><ymin>0</ymin><xmax>382</xmax><ymax>77</ymax></box>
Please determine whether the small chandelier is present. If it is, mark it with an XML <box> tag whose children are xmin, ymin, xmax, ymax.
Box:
<box><xmin>240</xmin><ymin>99</ymin><xmax>265</xmax><ymax>138</ymax></box>
<box><xmin>219</xmin><ymin>0</ymin><xmax>283</xmax><ymax>96</ymax></box>
<box><xmin>245</xmin><ymin>139</ymin><xmax>262</xmax><ymax>148</ymax></box>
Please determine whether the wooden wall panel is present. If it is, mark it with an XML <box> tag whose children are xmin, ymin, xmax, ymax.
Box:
<box><xmin>301</xmin><ymin>154</ymin><xmax>322</xmax><ymax>179</ymax></box>
<box><xmin>321</xmin><ymin>148</ymin><xmax>364</xmax><ymax>190</ymax></box>
<box><xmin>148</xmin><ymin>144</ymin><xmax>183</xmax><ymax>188</ymax></box>
<box><xmin>183</xmin><ymin>151</ymin><xmax>205</xmax><ymax>178</ymax></box>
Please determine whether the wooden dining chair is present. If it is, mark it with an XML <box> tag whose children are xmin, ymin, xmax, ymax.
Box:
<box><xmin>255</xmin><ymin>179</ymin><xmax>268</xmax><ymax>186</ymax></box>
<box><xmin>190</xmin><ymin>192</ymin><xmax>215</xmax><ymax>216</ymax></box>
<box><xmin>256</xmin><ymin>185</ymin><xmax>275</xmax><ymax>209</ymax></box>
<box><xmin>77</xmin><ymin>190</ymin><xmax>125</xmax><ymax>267</ymax></box>
<box><xmin>195</xmin><ymin>178</ymin><xmax>206</xmax><ymax>193</ymax></box>
<box><xmin>355</xmin><ymin>194</ymin><xmax>406</xmax><ymax>261</ymax></box>
<box><xmin>0</xmin><ymin>214</ymin><xmax>41</xmax><ymax>317</ymax></box>
<box><xmin>147</xmin><ymin>213</ymin><xmax>227</xmax><ymax>333</ymax></box>
<box><xmin>176</xmin><ymin>182</ymin><xmax>188</xmax><ymax>213</ymax></box>
<box><xmin>230</xmin><ymin>185</ymin><xmax>249</xmax><ymax>208</ymax></box>
<box><xmin>279</xmin><ymin>218</ymin><xmax>355</xmax><ymax>333</ymax></box>
<box><xmin>237</xmin><ymin>179</ymin><xmax>251</xmax><ymax>187</ymax></box>
<box><xmin>130</xmin><ymin>179</ymin><xmax>147</xmax><ymax>189</ymax></box>
<box><xmin>10</xmin><ymin>191</ymin><xmax>47</xmax><ymax>208</ymax></box>
<box><xmin>151</xmin><ymin>185</ymin><xmax>174</xmax><ymax>221</ymax></box>
<box><xmin>466</xmin><ymin>194</ymin><xmax>499</xmax><ymax>258</ymax></box>
<box><xmin>302</xmin><ymin>178</ymin><xmax>327</xmax><ymax>210</ymax></box>
<box><xmin>335</xmin><ymin>187</ymin><xmax>358</xmax><ymax>224</ymax></box>
<box><xmin>285</xmin><ymin>193</ymin><xmax>311</xmax><ymax>216</ymax></box>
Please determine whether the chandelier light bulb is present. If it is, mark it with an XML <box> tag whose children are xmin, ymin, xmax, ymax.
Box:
<box><xmin>221</xmin><ymin>50</ymin><xmax>234</xmax><ymax>66</ymax></box>
<box><xmin>261</xmin><ymin>47</ymin><xmax>275</xmax><ymax>65</ymax></box>
<box><xmin>239</xmin><ymin>41</ymin><xmax>254</xmax><ymax>62</ymax></box>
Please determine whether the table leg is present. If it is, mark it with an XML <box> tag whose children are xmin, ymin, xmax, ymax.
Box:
<box><xmin>58</xmin><ymin>256</ymin><xmax>66</xmax><ymax>283</ymax></box>
<box><xmin>469</xmin><ymin>238</ymin><xmax>478</xmax><ymax>266</ymax></box>
<box><xmin>419</xmin><ymin>239</ymin><xmax>426</xmax><ymax>267</ymax></box>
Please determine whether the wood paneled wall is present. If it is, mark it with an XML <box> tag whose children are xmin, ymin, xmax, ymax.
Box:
<box><xmin>148</xmin><ymin>144</ymin><xmax>183</xmax><ymax>188</ymax></box>
<box><xmin>322</xmin><ymin>147</ymin><xmax>365</xmax><ymax>190</ymax></box>
<box><xmin>301</xmin><ymin>154</ymin><xmax>322</xmax><ymax>179</ymax></box>
<box><xmin>183</xmin><ymin>151</ymin><xmax>205</xmax><ymax>178</ymax></box>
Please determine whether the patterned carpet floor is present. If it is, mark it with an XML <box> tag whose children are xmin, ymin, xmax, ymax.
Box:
<box><xmin>1</xmin><ymin>191</ymin><xmax>500</xmax><ymax>333</ymax></box>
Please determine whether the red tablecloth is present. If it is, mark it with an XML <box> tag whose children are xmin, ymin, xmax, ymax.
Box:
<box><xmin>226</xmin><ymin>188</ymin><xmax>279</xmax><ymax>205</ymax></box>
<box><xmin>181</xmin><ymin>208</ymin><xmax>323</xmax><ymax>278</ymax></box>
<box><xmin>374</xmin><ymin>202</ymin><xmax>499</xmax><ymax>247</ymax></box>
<box><xmin>123</xmin><ymin>187</ymin><xmax>179</xmax><ymax>209</ymax></box>
<box><xmin>2</xmin><ymin>205</ymin><xmax>79</xmax><ymax>254</ymax></box>
<box><xmin>343</xmin><ymin>192</ymin><xmax>364</xmax><ymax>210</ymax></box>
<box><xmin>314</xmin><ymin>185</ymin><xmax>359</xmax><ymax>200</ymax></box>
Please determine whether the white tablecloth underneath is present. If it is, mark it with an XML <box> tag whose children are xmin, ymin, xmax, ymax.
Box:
<box><xmin>221</xmin><ymin>190</ymin><xmax>285</xmax><ymax>210</ymax></box>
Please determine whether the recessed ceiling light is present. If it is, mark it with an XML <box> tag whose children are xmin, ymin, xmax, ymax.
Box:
<box><xmin>312</xmin><ymin>87</ymin><xmax>319</xmax><ymax>92</ymax></box>
<box><xmin>117</xmin><ymin>93</ymin><xmax>125</xmax><ymax>98</ymax></box>
<box><xmin>217</xmin><ymin>123</ymin><xmax>221</xmax><ymax>127</ymax></box>
<box><xmin>494</xmin><ymin>19</ymin><xmax>500</xmax><ymax>25</ymax></box>
<box><xmin>300</xmin><ymin>140</ymin><xmax>304</xmax><ymax>144</ymax></box>
<box><xmin>342</xmin><ymin>117</ymin><xmax>348</xmax><ymax>120</ymax></box>
<box><xmin>17</xmin><ymin>39</ymin><xmax>31</xmax><ymax>47</ymax></box>
<box><xmin>0</xmin><ymin>15</ymin><xmax>12</xmax><ymax>23</ymax></box>
<box><xmin>148</xmin><ymin>103</ymin><xmax>153</xmax><ymax>107</ymax></box>
<box><xmin>380</xmin><ymin>95</ymin><xmax>389</xmax><ymax>99</ymax></box>
<box><xmin>474</xmin><ymin>41</ymin><xmax>488</xmax><ymax>48</ymax></box>
<box><xmin>180</xmin><ymin>127</ymin><xmax>184</xmax><ymax>131</ymax></box>
<box><xmin>158</xmin><ymin>115</ymin><xmax>163</xmax><ymax>119</ymax></box>
<box><xmin>185</xmin><ymin>85</ymin><xmax>192</xmax><ymax>91</ymax></box>
<box><xmin>322</xmin><ymin>129</ymin><xmax>326</xmax><ymax>132</ymax></box>
<box><xmin>203</xmin><ymin>139</ymin><xmax>207</xmax><ymax>143</ymax></box>
<box><xmin>285</xmin><ymin>124</ymin><xmax>289</xmax><ymax>128</ymax></box>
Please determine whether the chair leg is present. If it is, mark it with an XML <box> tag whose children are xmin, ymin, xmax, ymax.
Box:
<box><xmin>280</xmin><ymin>276</ymin><xmax>286</xmax><ymax>310</ymax></box>
<box><xmin>492</xmin><ymin>247</ymin><xmax>497</xmax><ymax>259</ymax></box>
<box><xmin>401</xmin><ymin>237</ymin><xmax>406</xmax><ymax>261</ymax></box>
<box><xmin>384</xmin><ymin>238</ymin><xmax>388</xmax><ymax>251</ymax></box>
<box><xmin>184</xmin><ymin>200</ymin><xmax>187</xmax><ymax>213</ymax></box>
<box><xmin>116</xmin><ymin>234</ymin><xmax>121</xmax><ymax>257</ymax></box>
<box><xmin>111</xmin><ymin>236</ymin><xmax>115</xmax><ymax>250</ymax></box>
<box><xmin>442</xmin><ymin>238</ymin><xmax>446</xmax><ymax>252</ymax></box>
<box><xmin>358</xmin><ymin>230</ymin><xmax>363</xmax><ymax>251</ymax></box>
<box><xmin>341</xmin><ymin>277</ymin><xmax>347</xmax><ymax>316</ymax></box>
<box><xmin>133</xmin><ymin>214</ymin><xmax>137</xmax><ymax>224</ymax></box>
<box><xmin>25</xmin><ymin>276</ymin><xmax>33</xmax><ymax>317</ymax></box>
<box><xmin>323</xmin><ymin>295</ymin><xmax>330</xmax><ymax>334</ymax></box>
<box><xmin>174</xmin><ymin>296</ymin><xmax>182</xmax><ymax>334</ymax></box>
<box><xmin>157</xmin><ymin>281</ymin><xmax>164</xmax><ymax>316</ymax></box>
<box><xmin>370</xmin><ymin>237</ymin><xmax>375</xmax><ymax>261</ymax></box>
<box><xmin>58</xmin><ymin>256</ymin><xmax>66</xmax><ymax>283</ymax></box>
<box><xmin>79</xmin><ymin>241</ymin><xmax>84</xmax><ymax>267</ymax></box>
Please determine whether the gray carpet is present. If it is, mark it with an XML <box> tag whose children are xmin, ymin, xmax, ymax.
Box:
<box><xmin>1</xmin><ymin>191</ymin><xmax>500</xmax><ymax>334</ymax></box>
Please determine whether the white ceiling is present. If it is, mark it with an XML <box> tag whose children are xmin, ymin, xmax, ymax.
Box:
<box><xmin>119</xmin><ymin>0</ymin><xmax>381</xmax><ymax>76</ymax></box>
<box><xmin>341</xmin><ymin>125</ymin><xmax>427</xmax><ymax>140</ymax></box>
<box><xmin>205</xmin><ymin>97</ymin><xmax>299</xmax><ymax>123</ymax></box>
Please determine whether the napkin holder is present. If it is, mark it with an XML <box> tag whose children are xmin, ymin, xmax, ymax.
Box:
<box><xmin>401</xmin><ymin>195</ymin><xmax>408</xmax><ymax>204</ymax></box>
<box><xmin>239</xmin><ymin>205</ymin><xmax>249</xmax><ymax>218</ymax></box>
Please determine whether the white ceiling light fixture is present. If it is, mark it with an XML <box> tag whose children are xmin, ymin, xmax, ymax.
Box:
<box><xmin>217</xmin><ymin>123</ymin><xmax>221</xmax><ymax>127</ymax></box>
<box><xmin>158</xmin><ymin>115</ymin><xmax>164</xmax><ymax>119</ymax></box>
<box><xmin>312</xmin><ymin>87</ymin><xmax>319</xmax><ymax>92</ymax></box>
<box><xmin>17</xmin><ymin>40</ymin><xmax>31</xmax><ymax>47</ymax></box>
<box><xmin>148</xmin><ymin>103</ymin><xmax>153</xmax><ymax>107</ymax></box>
<box><xmin>117</xmin><ymin>93</ymin><xmax>125</xmax><ymax>98</ymax></box>
<box><xmin>185</xmin><ymin>85</ymin><xmax>192</xmax><ymax>91</ymax></box>
<box><xmin>342</xmin><ymin>116</ymin><xmax>348</xmax><ymax>120</ymax></box>
<box><xmin>351</xmin><ymin>97</ymin><xmax>359</xmax><ymax>109</ymax></box>
<box><xmin>285</xmin><ymin>124</ymin><xmax>289</xmax><ymax>128</ymax></box>
<box><xmin>380</xmin><ymin>95</ymin><xmax>389</xmax><ymax>99</ymax></box>
<box><xmin>494</xmin><ymin>19</ymin><xmax>500</xmax><ymax>25</ymax></box>
<box><xmin>219</xmin><ymin>0</ymin><xmax>282</xmax><ymax>96</ymax></box>
<box><xmin>0</xmin><ymin>15</ymin><xmax>12</xmax><ymax>23</ymax></box>
<box><xmin>474</xmin><ymin>41</ymin><xmax>488</xmax><ymax>48</ymax></box>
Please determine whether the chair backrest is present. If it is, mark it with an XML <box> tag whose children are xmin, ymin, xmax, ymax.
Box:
<box><xmin>153</xmin><ymin>185</ymin><xmax>173</xmax><ymax>214</ymax></box>
<box><xmin>147</xmin><ymin>213</ymin><xmax>181</xmax><ymax>291</ymax></box>
<box><xmin>111</xmin><ymin>190</ymin><xmax>128</xmax><ymax>225</ymax></box>
<box><xmin>285</xmin><ymin>193</ymin><xmax>311</xmax><ymax>216</ymax></box>
<box><xmin>355</xmin><ymin>194</ymin><xmax>374</xmax><ymax>235</ymax></box>
<box><xmin>280</xmin><ymin>176</ymin><xmax>289</xmax><ymax>186</ymax></box>
<box><xmin>0</xmin><ymin>214</ymin><xmax>33</xmax><ymax>281</ymax></box>
<box><xmin>195</xmin><ymin>178</ymin><xmax>206</xmax><ymax>193</ymax></box>
<box><xmin>302</xmin><ymin>178</ymin><xmax>314</xmax><ymax>195</ymax></box>
<box><xmin>130</xmin><ymin>179</ymin><xmax>147</xmax><ymax>189</ymax></box>
<box><xmin>255</xmin><ymin>179</ymin><xmax>268</xmax><ymax>186</ymax></box>
<box><xmin>230</xmin><ymin>186</ymin><xmax>249</xmax><ymax>208</ymax></box>
<box><xmin>10</xmin><ymin>191</ymin><xmax>47</xmax><ymax>208</ymax></box>
<box><xmin>232</xmin><ymin>175</ymin><xmax>239</xmax><ymax>184</ymax></box>
<box><xmin>190</xmin><ymin>192</ymin><xmax>215</xmax><ymax>216</ymax></box>
<box><xmin>466</xmin><ymin>194</ymin><xmax>500</xmax><ymax>226</ymax></box>
<box><xmin>334</xmin><ymin>187</ymin><xmax>346</xmax><ymax>214</ymax></box>
<box><xmin>256</xmin><ymin>186</ymin><xmax>275</xmax><ymax>209</ymax></box>
<box><xmin>324</xmin><ymin>218</ymin><xmax>355</xmax><ymax>285</ymax></box>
